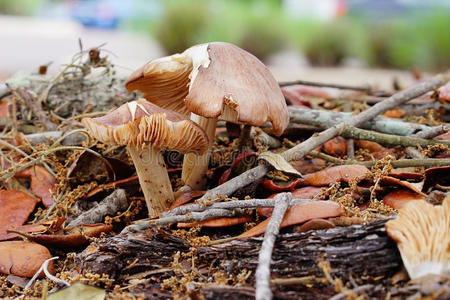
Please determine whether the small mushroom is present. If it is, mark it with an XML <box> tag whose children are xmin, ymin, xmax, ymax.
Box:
<box><xmin>126</xmin><ymin>42</ymin><xmax>289</xmax><ymax>189</ymax></box>
<box><xmin>82</xmin><ymin>100</ymin><xmax>208</xmax><ymax>216</ymax></box>
<box><xmin>385</xmin><ymin>196</ymin><xmax>450</xmax><ymax>279</ymax></box>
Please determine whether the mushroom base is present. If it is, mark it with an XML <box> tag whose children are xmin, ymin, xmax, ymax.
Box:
<box><xmin>182</xmin><ymin>115</ymin><xmax>217</xmax><ymax>190</ymax></box>
<box><xmin>128</xmin><ymin>145</ymin><xmax>174</xmax><ymax>216</ymax></box>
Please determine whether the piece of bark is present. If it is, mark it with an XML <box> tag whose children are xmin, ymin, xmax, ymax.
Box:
<box><xmin>78</xmin><ymin>220</ymin><xmax>401</xmax><ymax>300</ymax></box>
<box><xmin>67</xmin><ymin>189</ymin><xmax>128</xmax><ymax>227</ymax></box>
<box><xmin>23</xmin><ymin>131</ymin><xmax>87</xmax><ymax>145</ymax></box>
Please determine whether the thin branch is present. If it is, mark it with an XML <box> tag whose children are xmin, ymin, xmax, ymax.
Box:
<box><xmin>340</xmin><ymin>126</ymin><xmax>450</xmax><ymax>148</ymax></box>
<box><xmin>162</xmin><ymin>198</ymin><xmax>313</xmax><ymax>218</ymax></box>
<box><xmin>309</xmin><ymin>150</ymin><xmax>450</xmax><ymax>168</ymax></box>
<box><xmin>198</xmin><ymin>74</ymin><xmax>448</xmax><ymax>203</ymax></box>
<box><xmin>255</xmin><ymin>192</ymin><xmax>292</xmax><ymax>300</ymax></box>
<box><xmin>405</xmin><ymin>125</ymin><xmax>449</xmax><ymax>159</ymax></box>
<box><xmin>289</xmin><ymin>107</ymin><xmax>430</xmax><ymax>136</ymax></box>
<box><xmin>278</xmin><ymin>79</ymin><xmax>371</xmax><ymax>92</ymax></box>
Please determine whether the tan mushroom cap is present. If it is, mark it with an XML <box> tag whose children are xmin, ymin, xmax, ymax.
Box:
<box><xmin>82</xmin><ymin>100</ymin><xmax>209</xmax><ymax>154</ymax></box>
<box><xmin>385</xmin><ymin>196</ymin><xmax>450</xmax><ymax>279</ymax></box>
<box><xmin>125</xmin><ymin>42</ymin><xmax>289</xmax><ymax>136</ymax></box>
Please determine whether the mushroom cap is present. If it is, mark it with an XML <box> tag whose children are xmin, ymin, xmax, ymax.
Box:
<box><xmin>125</xmin><ymin>42</ymin><xmax>289</xmax><ymax>136</ymax></box>
<box><xmin>82</xmin><ymin>100</ymin><xmax>209</xmax><ymax>154</ymax></box>
<box><xmin>385</xmin><ymin>196</ymin><xmax>450</xmax><ymax>279</ymax></box>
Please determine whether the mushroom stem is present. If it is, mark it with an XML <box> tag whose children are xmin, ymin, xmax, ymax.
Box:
<box><xmin>239</xmin><ymin>124</ymin><xmax>252</xmax><ymax>151</ymax></box>
<box><xmin>127</xmin><ymin>145</ymin><xmax>174</xmax><ymax>216</ymax></box>
<box><xmin>182</xmin><ymin>114</ymin><xmax>217</xmax><ymax>190</ymax></box>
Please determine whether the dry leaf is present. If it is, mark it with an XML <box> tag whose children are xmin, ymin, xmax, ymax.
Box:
<box><xmin>239</xmin><ymin>200</ymin><xmax>342</xmax><ymax>238</ymax></box>
<box><xmin>258</xmin><ymin>151</ymin><xmax>302</xmax><ymax>177</ymax></box>
<box><xmin>48</xmin><ymin>282</ymin><xmax>105</xmax><ymax>300</ymax></box>
<box><xmin>169</xmin><ymin>190</ymin><xmax>205</xmax><ymax>210</ymax></box>
<box><xmin>295</xmin><ymin>218</ymin><xmax>336</xmax><ymax>233</ymax></box>
<box><xmin>0</xmin><ymin>241</ymin><xmax>54</xmax><ymax>278</ymax></box>
<box><xmin>22</xmin><ymin>223</ymin><xmax>112</xmax><ymax>248</ymax></box>
<box><xmin>14</xmin><ymin>165</ymin><xmax>56</xmax><ymax>207</ymax></box>
<box><xmin>300</xmin><ymin>165</ymin><xmax>369</xmax><ymax>186</ymax></box>
<box><xmin>0</xmin><ymin>190</ymin><xmax>38</xmax><ymax>239</ymax></box>
<box><xmin>178</xmin><ymin>215</ymin><xmax>252</xmax><ymax>228</ymax></box>
<box><xmin>383</xmin><ymin>190</ymin><xmax>425</xmax><ymax>209</ymax></box>
<box><xmin>323</xmin><ymin>137</ymin><xmax>347</xmax><ymax>158</ymax></box>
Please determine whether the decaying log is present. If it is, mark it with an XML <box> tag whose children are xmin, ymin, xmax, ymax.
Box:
<box><xmin>77</xmin><ymin>220</ymin><xmax>402</xmax><ymax>299</ymax></box>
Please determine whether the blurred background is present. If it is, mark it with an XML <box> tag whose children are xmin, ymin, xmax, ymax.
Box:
<box><xmin>0</xmin><ymin>0</ymin><xmax>449</xmax><ymax>88</ymax></box>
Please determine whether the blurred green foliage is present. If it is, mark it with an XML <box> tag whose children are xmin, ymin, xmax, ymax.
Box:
<box><xmin>0</xmin><ymin>0</ymin><xmax>448</xmax><ymax>70</ymax></box>
<box><xmin>153</xmin><ymin>1</ymin><xmax>449</xmax><ymax>71</ymax></box>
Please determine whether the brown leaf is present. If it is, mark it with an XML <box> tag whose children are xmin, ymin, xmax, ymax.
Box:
<box><xmin>423</xmin><ymin>166</ymin><xmax>450</xmax><ymax>192</ymax></box>
<box><xmin>169</xmin><ymin>190</ymin><xmax>205</xmax><ymax>210</ymax></box>
<box><xmin>67</xmin><ymin>149</ymin><xmax>134</xmax><ymax>184</ymax></box>
<box><xmin>0</xmin><ymin>241</ymin><xmax>54</xmax><ymax>278</ymax></box>
<box><xmin>383</xmin><ymin>190</ymin><xmax>425</xmax><ymax>209</ymax></box>
<box><xmin>0</xmin><ymin>190</ymin><xmax>38</xmax><ymax>239</ymax></box>
<box><xmin>23</xmin><ymin>223</ymin><xmax>112</xmax><ymax>248</ymax></box>
<box><xmin>323</xmin><ymin>137</ymin><xmax>347</xmax><ymax>158</ymax></box>
<box><xmin>355</xmin><ymin>140</ymin><xmax>386</xmax><ymax>153</ymax></box>
<box><xmin>380</xmin><ymin>176</ymin><xmax>424</xmax><ymax>194</ymax></box>
<box><xmin>281</xmin><ymin>87</ymin><xmax>311</xmax><ymax>108</ymax></box>
<box><xmin>436</xmin><ymin>81</ymin><xmax>450</xmax><ymax>102</ymax></box>
<box><xmin>2</xmin><ymin>218</ymin><xmax>66</xmax><ymax>241</ymax></box>
<box><xmin>258</xmin><ymin>187</ymin><xmax>323</xmax><ymax>218</ymax></box>
<box><xmin>300</xmin><ymin>165</ymin><xmax>369</xmax><ymax>186</ymax></box>
<box><xmin>239</xmin><ymin>200</ymin><xmax>342</xmax><ymax>238</ymax></box>
<box><xmin>384</xmin><ymin>109</ymin><xmax>406</xmax><ymax>118</ymax></box>
<box><xmin>290</xmin><ymin>158</ymin><xmax>326</xmax><ymax>174</ymax></box>
<box><xmin>435</xmin><ymin>132</ymin><xmax>450</xmax><ymax>141</ymax></box>
<box><xmin>14</xmin><ymin>165</ymin><xmax>56</xmax><ymax>207</ymax></box>
<box><xmin>295</xmin><ymin>218</ymin><xmax>335</xmax><ymax>233</ymax></box>
<box><xmin>177</xmin><ymin>215</ymin><xmax>252</xmax><ymax>228</ymax></box>
<box><xmin>261</xmin><ymin>178</ymin><xmax>300</xmax><ymax>193</ymax></box>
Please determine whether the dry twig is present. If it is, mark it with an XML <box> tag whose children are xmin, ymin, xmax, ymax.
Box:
<box><xmin>255</xmin><ymin>192</ymin><xmax>292</xmax><ymax>300</ymax></box>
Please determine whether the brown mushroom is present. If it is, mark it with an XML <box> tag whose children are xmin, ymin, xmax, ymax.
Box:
<box><xmin>82</xmin><ymin>100</ymin><xmax>208</xmax><ymax>216</ymax></box>
<box><xmin>385</xmin><ymin>196</ymin><xmax>450</xmax><ymax>279</ymax></box>
<box><xmin>125</xmin><ymin>42</ymin><xmax>289</xmax><ymax>189</ymax></box>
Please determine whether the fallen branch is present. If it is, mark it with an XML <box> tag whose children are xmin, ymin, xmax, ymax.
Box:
<box><xmin>68</xmin><ymin>189</ymin><xmax>128</xmax><ymax>227</ymax></box>
<box><xmin>255</xmin><ymin>192</ymin><xmax>291</xmax><ymax>300</ymax></box>
<box><xmin>162</xmin><ymin>198</ymin><xmax>312</xmax><ymax>218</ymax></box>
<box><xmin>126</xmin><ymin>208</ymin><xmax>239</xmax><ymax>231</ymax></box>
<box><xmin>289</xmin><ymin>107</ymin><xmax>430</xmax><ymax>136</ymax></box>
<box><xmin>309</xmin><ymin>150</ymin><xmax>450</xmax><ymax>168</ymax></box>
<box><xmin>198</xmin><ymin>75</ymin><xmax>448</xmax><ymax>203</ymax></box>
<box><xmin>278</xmin><ymin>79</ymin><xmax>371</xmax><ymax>92</ymax></box>
<box><xmin>341</xmin><ymin>126</ymin><xmax>450</xmax><ymax>148</ymax></box>
<box><xmin>20</xmin><ymin>130</ymin><xmax>88</xmax><ymax>145</ymax></box>
<box><xmin>405</xmin><ymin>124</ymin><xmax>449</xmax><ymax>159</ymax></box>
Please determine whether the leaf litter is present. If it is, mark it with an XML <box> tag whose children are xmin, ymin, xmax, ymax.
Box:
<box><xmin>0</xmin><ymin>46</ymin><xmax>448</xmax><ymax>299</ymax></box>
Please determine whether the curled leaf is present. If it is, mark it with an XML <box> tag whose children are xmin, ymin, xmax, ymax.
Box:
<box><xmin>21</xmin><ymin>223</ymin><xmax>112</xmax><ymax>249</ymax></box>
<box><xmin>258</xmin><ymin>151</ymin><xmax>302</xmax><ymax>177</ymax></box>
<box><xmin>295</xmin><ymin>218</ymin><xmax>335</xmax><ymax>233</ymax></box>
<box><xmin>383</xmin><ymin>190</ymin><xmax>425</xmax><ymax>209</ymax></box>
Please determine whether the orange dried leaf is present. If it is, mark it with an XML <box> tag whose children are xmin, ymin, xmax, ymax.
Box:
<box><xmin>295</xmin><ymin>218</ymin><xmax>335</xmax><ymax>233</ymax></box>
<box><xmin>258</xmin><ymin>187</ymin><xmax>323</xmax><ymax>218</ymax></box>
<box><xmin>383</xmin><ymin>190</ymin><xmax>425</xmax><ymax>209</ymax></box>
<box><xmin>239</xmin><ymin>200</ymin><xmax>342</xmax><ymax>238</ymax></box>
<box><xmin>300</xmin><ymin>165</ymin><xmax>369</xmax><ymax>186</ymax></box>
<box><xmin>0</xmin><ymin>190</ymin><xmax>38</xmax><ymax>238</ymax></box>
<box><xmin>0</xmin><ymin>241</ymin><xmax>54</xmax><ymax>278</ymax></box>
<box><xmin>355</xmin><ymin>140</ymin><xmax>386</xmax><ymax>153</ymax></box>
<box><xmin>384</xmin><ymin>109</ymin><xmax>406</xmax><ymax>118</ymax></box>
<box><xmin>177</xmin><ymin>215</ymin><xmax>252</xmax><ymax>228</ymax></box>
<box><xmin>14</xmin><ymin>165</ymin><xmax>56</xmax><ymax>208</ymax></box>
<box><xmin>323</xmin><ymin>137</ymin><xmax>347</xmax><ymax>158</ymax></box>
<box><xmin>24</xmin><ymin>223</ymin><xmax>112</xmax><ymax>248</ymax></box>
<box><xmin>380</xmin><ymin>176</ymin><xmax>424</xmax><ymax>194</ymax></box>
